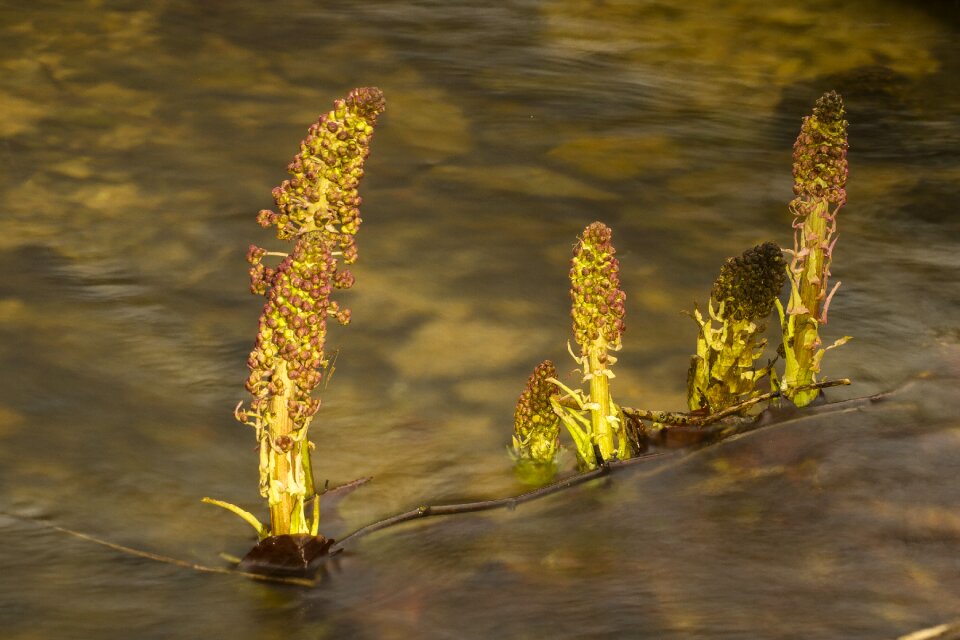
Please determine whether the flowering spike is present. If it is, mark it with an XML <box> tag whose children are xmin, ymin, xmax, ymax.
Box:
<box><xmin>781</xmin><ymin>91</ymin><xmax>849</xmax><ymax>407</ymax></box>
<box><xmin>212</xmin><ymin>88</ymin><xmax>384</xmax><ymax>540</ymax></box>
<box><xmin>246</xmin><ymin>233</ymin><xmax>337</xmax><ymax>429</ymax></box>
<box><xmin>239</xmin><ymin>231</ymin><xmax>353</xmax><ymax>534</ymax></box>
<box><xmin>566</xmin><ymin>222</ymin><xmax>628</xmax><ymax>467</ymax></box>
<box><xmin>511</xmin><ymin>361</ymin><xmax>561</xmax><ymax>484</ymax></box>
<box><xmin>688</xmin><ymin>242</ymin><xmax>786</xmax><ymax>413</ymax></box>
<box><xmin>791</xmin><ymin>91</ymin><xmax>848</xmax><ymax>208</ymax></box>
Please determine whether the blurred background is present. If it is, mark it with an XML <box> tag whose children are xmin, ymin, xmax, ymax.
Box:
<box><xmin>0</xmin><ymin>1</ymin><xmax>957</xmax><ymax>638</ymax></box>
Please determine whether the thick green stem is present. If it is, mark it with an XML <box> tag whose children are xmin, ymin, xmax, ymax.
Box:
<box><xmin>588</xmin><ymin>351</ymin><xmax>614</xmax><ymax>461</ymax></box>
<box><xmin>264</xmin><ymin>362</ymin><xmax>312</xmax><ymax>535</ymax></box>
<box><xmin>783</xmin><ymin>200</ymin><xmax>830</xmax><ymax>406</ymax></box>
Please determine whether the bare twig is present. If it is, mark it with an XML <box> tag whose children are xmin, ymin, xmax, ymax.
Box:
<box><xmin>0</xmin><ymin>513</ymin><xmax>316</xmax><ymax>587</ymax></box>
<box><xmin>0</xmin><ymin>479</ymin><xmax>376</xmax><ymax>586</ymax></box>
<box><xmin>331</xmin><ymin>450</ymin><xmax>673</xmax><ymax>550</ymax></box>
<box><xmin>623</xmin><ymin>378</ymin><xmax>851</xmax><ymax>427</ymax></box>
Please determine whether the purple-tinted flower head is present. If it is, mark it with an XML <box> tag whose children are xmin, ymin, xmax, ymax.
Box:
<box><xmin>570</xmin><ymin>222</ymin><xmax>626</xmax><ymax>354</ymax></box>
<box><xmin>791</xmin><ymin>91</ymin><xmax>848</xmax><ymax>213</ymax></box>
<box><xmin>512</xmin><ymin>360</ymin><xmax>561</xmax><ymax>464</ymax></box>
<box><xmin>260</xmin><ymin>88</ymin><xmax>386</xmax><ymax>266</ymax></box>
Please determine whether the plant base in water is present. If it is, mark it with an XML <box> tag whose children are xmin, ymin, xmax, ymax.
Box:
<box><xmin>513</xmin><ymin>457</ymin><xmax>559</xmax><ymax>486</ymax></box>
<box><xmin>237</xmin><ymin>534</ymin><xmax>335</xmax><ymax>578</ymax></box>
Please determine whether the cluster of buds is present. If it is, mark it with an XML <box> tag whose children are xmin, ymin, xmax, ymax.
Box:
<box><xmin>688</xmin><ymin>242</ymin><xmax>786</xmax><ymax>413</ymax></box>
<box><xmin>552</xmin><ymin>222</ymin><xmax>629</xmax><ymax>469</ymax></box>
<box><xmin>499</xmin><ymin>93</ymin><xmax>853</xmax><ymax>482</ymax></box>
<box><xmin>710</xmin><ymin>242</ymin><xmax>786</xmax><ymax>324</ymax></box>
<box><xmin>244</xmin><ymin>232</ymin><xmax>352</xmax><ymax>431</ymax></box>
<box><xmin>511</xmin><ymin>361</ymin><xmax>562</xmax><ymax>484</ymax></box>
<box><xmin>239</xmin><ymin>232</ymin><xmax>350</xmax><ymax>534</ymax></box>
<box><xmin>791</xmin><ymin>91</ymin><xmax>848</xmax><ymax>213</ymax></box>
<box><xmin>211</xmin><ymin>88</ymin><xmax>384</xmax><ymax>539</ymax></box>
<box><xmin>570</xmin><ymin>222</ymin><xmax>627</xmax><ymax>354</ymax></box>
<box><xmin>779</xmin><ymin>91</ymin><xmax>850</xmax><ymax>407</ymax></box>
<box><xmin>257</xmin><ymin>87</ymin><xmax>386</xmax><ymax>263</ymax></box>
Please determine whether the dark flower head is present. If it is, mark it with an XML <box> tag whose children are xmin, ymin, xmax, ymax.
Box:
<box><xmin>792</xmin><ymin>91</ymin><xmax>848</xmax><ymax>210</ymax></box>
<box><xmin>710</xmin><ymin>242</ymin><xmax>786</xmax><ymax>323</ymax></box>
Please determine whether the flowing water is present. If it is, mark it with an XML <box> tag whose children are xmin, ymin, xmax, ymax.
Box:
<box><xmin>0</xmin><ymin>1</ymin><xmax>958</xmax><ymax>638</ymax></box>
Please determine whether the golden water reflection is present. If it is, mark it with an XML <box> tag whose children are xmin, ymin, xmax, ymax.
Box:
<box><xmin>0</xmin><ymin>1</ymin><xmax>957</xmax><ymax>638</ymax></box>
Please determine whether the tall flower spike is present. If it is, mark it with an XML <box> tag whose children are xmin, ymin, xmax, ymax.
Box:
<box><xmin>511</xmin><ymin>360</ymin><xmax>562</xmax><ymax>485</ymax></box>
<box><xmin>259</xmin><ymin>87</ymin><xmax>386</xmax><ymax>264</ymax></box>
<box><xmin>207</xmin><ymin>88</ymin><xmax>384</xmax><ymax>542</ymax></box>
<box><xmin>779</xmin><ymin>91</ymin><xmax>851</xmax><ymax>407</ymax></box>
<box><xmin>688</xmin><ymin>242</ymin><xmax>786</xmax><ymax>414</ymax></box>
<box><xmin>562</xmin><ymin>221</ymin><xmax>628</xmax><ymax>467</ymax></box>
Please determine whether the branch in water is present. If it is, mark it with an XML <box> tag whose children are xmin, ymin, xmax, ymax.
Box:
<box><xmin>332</xmin><ymin>450</ymin><xmax>672</xmax><ymax>550</ymax></box>
<box><xmin>623</xmin><ymin>379</ymin><xmax>851</xmax><ymax>427</ymax></box>
<box><xmin>0</xmin><ymin>514</ymin><xmax>318</xmax><ymax>587</ymax></box>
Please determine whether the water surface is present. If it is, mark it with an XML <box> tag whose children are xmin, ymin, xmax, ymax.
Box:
<box><xmin>0</xmin><ymin>1</ymin><xmax>958</xmax><ymax>638</ymax></box>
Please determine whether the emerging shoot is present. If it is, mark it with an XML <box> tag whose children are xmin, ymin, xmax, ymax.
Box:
<box><xmin>778</xmin><ymin>91</ymin><xmax>851</xmax><ymax>407</ymax></box>
<box><xmin>687</xmin><ymin>242</ymin><xmax>787</xmax><ymax>414</ymax></box>
<box><xmin>511</xmin><ymin>360</ymin><xmax>562</xmax><ymax>485</ymax></box>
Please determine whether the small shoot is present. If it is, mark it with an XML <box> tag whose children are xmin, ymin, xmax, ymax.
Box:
<box><xmin>201</xmin><ymin>498</ymin><xmax>270</xmax><ymax>540</ymax></box>
<box><xmin>510</xmin><ymin>360</ymin><xmax>562</xmax><ymax>485</ymax></box>
<box><xmin>687</xmin><ymin>242</ymin><xmax>787</xmax><ymax>414</ymax></box>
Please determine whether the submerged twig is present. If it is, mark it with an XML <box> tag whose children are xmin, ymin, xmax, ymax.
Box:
<box><xmin>0</xmin><ymin>514</ymin><xmax>317</xmax><ymax>587</ymax></box>
<box><xmin>1</xmin><ymin>476</ymin><xmax>374</xmax><ymax>587</ymax></box>
<box><xmin>623</xmin><ymin>378</ymin><xmax>851</xmax><ymax>427</ymax></box>
<box><xmin>332</xmin><ymin>450</ymin><xmax>673</xmax><ymax>550</ymax></box>
<box><xmin>628</xmin><ymin>380</ymin><xmax>916</xmax><ymax>484</ymax></box>
<box><xmin>332</xmin><ymin>380</ymin><xmax>882</xmax><ymax>549</ymax></box>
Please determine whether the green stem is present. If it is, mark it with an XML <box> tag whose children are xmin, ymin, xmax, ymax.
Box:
<box><xmin>588</xmin><ymin>351</ymin><xmax>614</xmax><ymax>461</ymax></box>
<box><xmin>552</xmin><ymin>398</ymin><xmax>595</xmax><ymax>468</ymax></box>
<box><xmin>784</xmin><ymin>201</ymin><xmax>830</xmax><ymax>407</ymax></box>
<box><xmin>264</xmin><ymin>362</ymin><xmax>311</xmax><ymax>535</ymax></box>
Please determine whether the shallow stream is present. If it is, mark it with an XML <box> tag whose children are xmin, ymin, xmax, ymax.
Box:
<box><xmin>0</xmin><ymin>2</ymin><xmax>958</xmax><ymax>638</ymax></box>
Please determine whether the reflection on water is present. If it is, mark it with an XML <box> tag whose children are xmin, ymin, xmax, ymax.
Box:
<box><xmin>0</xmin><ymin>1</ymin><xmax>957</xmax><ymax>638</ymax></box>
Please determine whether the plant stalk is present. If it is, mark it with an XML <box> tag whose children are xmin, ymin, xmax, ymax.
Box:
<box><xmin>588</xmin><ymin>351</ymin><xmax>614</xmax><ymax>461</ymax></box>
<box><xmin>782</xmin><ymin>201</ymin><xmax>829</xmax><ymax>406</ymax></box>
<box><xmin>264</xmin><ymin>362</ymin><xmax>313</xmax><ymax>536</ymax></box>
